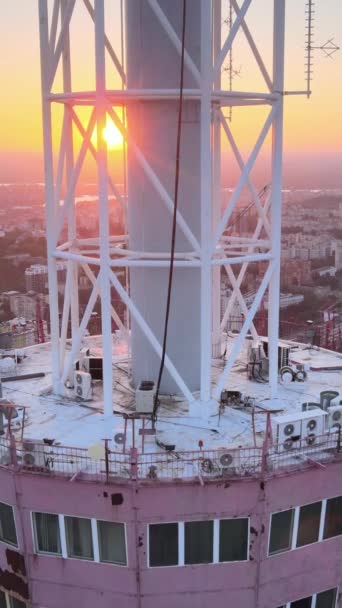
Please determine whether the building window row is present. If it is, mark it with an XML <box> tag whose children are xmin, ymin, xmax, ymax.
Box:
<box><xmin>269</xmin><ymin>495</ymin><xmax>342</xmax><ymax>555</ymax></box>
<box><xmin>0</xmin><ymin>590</ymin><xmax>27</xmax><ymax>608</ymax></box>
<box><xmin>0</xmin><ymin>501</ymin><xmax>249</xmax><ymax>569</ymax></box>
<box><xmin>32</xmin><ymin>513</ymin><xmax>127</xmax><ymax>565</ymax></box>
<box><xmin>148</xmin><ymin>518</ymin><xmax>249</xmax><ymax>567</ymax></box>
<box><xmin>277</xmin><ymin>586</ymin><xmax>337</xmax><ymax>608</ymax></box>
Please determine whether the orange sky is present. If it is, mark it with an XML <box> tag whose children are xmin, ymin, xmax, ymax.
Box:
<box><xmin>0</xmin><ymin>1</ymin><xmax>341</xmax><ymax>186</ymax></box>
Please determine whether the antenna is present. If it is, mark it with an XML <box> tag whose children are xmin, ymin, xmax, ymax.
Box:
<box><xmin>305</xmin><ymin>0</ymin><xmax>340</xmax><ymax>98</ymax></box>
<box><xmin>223</xmin><ymin>1</ymin><xmax>241</xmax><ymax>121</ymax></box>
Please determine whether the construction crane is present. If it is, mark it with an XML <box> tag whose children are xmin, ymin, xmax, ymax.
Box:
<box><xmin>320</xmin><ymin>300</ymin><xmax>342</xmax><ymax>351</ymax></box>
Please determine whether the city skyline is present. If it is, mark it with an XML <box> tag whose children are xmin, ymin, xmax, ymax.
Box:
<box><xmin>0</xmin><ymin>0</ymin><xmax>341</xmax><ymax>187</ymax></box>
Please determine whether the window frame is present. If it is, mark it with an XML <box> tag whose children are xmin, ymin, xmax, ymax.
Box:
<box><xmin>267</xmin><ymin>507</ymin><xmax>295</xmax><ymax>556</ymax></box>
<box><xmin>147</xmin><ymin>517</ymin><xmax>250</xmax><ymax>568</ymax></box>
<box><xmin>0</xmin><ymin>500</ymin><xmax>18</xmax><ymax>549</ymax></box>
<box><xmin>64</xmin><ymin>514</ymin><xmax>95</xmax><ymax>562</ymax></box>
<box><xmin>322</xmin><ymin>495</ymin><xmax>342</xmax><ymax>541</ymax></box>
<box><xmin>30</xmin><ymin>511</ymin><xmax>127</xmax><ymax>566</ymax></box>
<box><xmin>0</xmin><ymin>590</ymin><xmax>28</xmax><ymax>608</ymax></box>
<box><xmin>96</xmin><ymin>518</ymin><xmax>128</xmax><ymax>567</ymax></box>
<box><xmin>278</xmin><ymin>586</ymin><xmax>338</xmax><ymax>608</ymax></box>
<box><xmin>218</xmin><ymin>517</ymin><xmax>250</xmax><ymax>563</ymax></box>
<box><xmin>31</xmin><ymin>511</ymin><xmax>62</xmax><ymax>557</ymax></box>
<box><xmin>147</xmin><ymin>520</ymin><xmax>181</xmax><ymax>568</ymax></box>
<box><xmin>268</xmin><ymin>492</ymin><xmax>342</xmax><ymax>557</ymax></box>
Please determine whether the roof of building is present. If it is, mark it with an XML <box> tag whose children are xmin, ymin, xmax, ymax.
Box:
<box><xmin>1</xmin><ymin>335</ymin><xmax>341</xmax><ymax>459</ymax></box>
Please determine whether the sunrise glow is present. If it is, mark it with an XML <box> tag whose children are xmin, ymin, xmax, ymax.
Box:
<box><xmin>102</xmin><ymin>118</ymin><xmax>123</xmax><ymax>150</ymax></box>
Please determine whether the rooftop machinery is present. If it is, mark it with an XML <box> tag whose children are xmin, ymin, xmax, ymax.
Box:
<box><xmin>38</xmin><ymin>0</ymin><xmax>286</xmax><ymax>420</ymax></box>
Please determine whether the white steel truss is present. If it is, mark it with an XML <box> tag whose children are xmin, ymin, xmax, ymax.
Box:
<box><xmin>38</xmin><ymin>0</ymin><xmax>287</xmax><ymax>417</ymax></box>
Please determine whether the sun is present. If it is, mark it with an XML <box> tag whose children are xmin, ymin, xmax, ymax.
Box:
<box><xmin>102</xmin><ymin>118</ymin><xmax>123</xmax><ymax>150</ymax></box>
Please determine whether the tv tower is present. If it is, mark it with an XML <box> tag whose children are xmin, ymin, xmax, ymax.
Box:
<box><xmin>38</xmin><ymin>0</ymin><xmax>286</xmax><ymax>420</ymax></box>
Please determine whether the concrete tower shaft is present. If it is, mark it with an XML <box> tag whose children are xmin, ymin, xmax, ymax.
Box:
<box><xmin>125</xmin><ymin>1</ymin><xmax>202</xmax><ymax>392</ymax></box>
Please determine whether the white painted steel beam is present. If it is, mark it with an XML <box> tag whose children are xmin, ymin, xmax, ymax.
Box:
<box><xmin>268</xmin><ymin>0</ymin><xmax>286</xmax><ymax>398</ymax></box>
<box><xmin>94</xmin><ymin>0</ymin><xmax>113</xmax><ymax>418</ymax></box>
<box><xmin>38</xmin><ymin>0</ymin><xmax>287</xmax><ymax>412</ymax></box>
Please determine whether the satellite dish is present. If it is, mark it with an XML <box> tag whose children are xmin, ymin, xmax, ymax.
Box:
<box><xmin>88</xmin><ymin>443</ymin><xmax>105</xmax><ymax>461</ymax></box>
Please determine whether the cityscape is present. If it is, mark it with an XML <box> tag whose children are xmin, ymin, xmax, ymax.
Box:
<box><xmin>0</xmin><ymin>1</ymin><xmax>342</xmax><ymax>608</ymax></box>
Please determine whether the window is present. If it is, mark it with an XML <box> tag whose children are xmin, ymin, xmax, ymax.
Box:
<box><xmin>324</xmin><ymin>496</ymin><xmax>342</xmax><ymax>539</ymax></box>
<box><xmin>270</xmin><ymin>495</ymin><xmax>342</xmax><ymax>556</ymax></box>
<box><xmin>185</xmin><ymin>520</ymin><xmax>213</xmax><ymax>565</ymax></box>
<box><xmin>149</xmin><ymin>523</ymin><xmax>178</xmax><ymax>567</ymax></box>
<box><xmin>65</xmin><ymin>516</ymin><xmax>93</xmax><ymax>560</ymax></box>
<box><xmin>276</xmin><ymin>588</ymin><xmax>337</xmax><ymax>608</ymax></box>
<box><xmin>148</xmin><ymin>518</ymin><xmax>250</xmax><ymax>567</ymax></box>
<box><xmin>316</xmin><ymin>588</ymin><xmax>337</xmax><ymax>608</ymax></box>
<box><xmin>219</xmin><ymin>518</ymin><xmax>248</xmax><ymax>562</ymax></box>
<box><xmin>0</xmin><ymin>502</ymin><xmax>17</xmax><ymax>546</ymax></box>
<box><xmin>0</xmin><ymin>592</ymin><xmax>27</xmax><ymax>608</ymax></box>
<box><xmin>10</xmin><ymin>599</ymin><xmax>27</xmax><ymax>608</ymax></box>
<box><xmin>297</xmin><ymin>502</ymin><xmax>321</xmax><ymax>547</ymax></box>
<box><xmin>33</xmin><ymin>512</ymin><xmax>61</xmax><ymax>555</ymax></box>
<box><xmin>269</xmin><ymin>509</ymin><xmax>294</xmax><ymax>555</ymax></box>
<box><xmin>97</xmin><ymin>521</ymin><xmax>127</xmax><ymax>565</ymax></box>
<box><xmin>290</xmin><ymin>598</ymin><xmax>311</xmax><ymax>608</ymax></box>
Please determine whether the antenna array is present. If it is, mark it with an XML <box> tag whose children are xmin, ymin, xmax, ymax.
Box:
<box><xmin>305</xmin><ymin>0</ymin><xmax>340</xmax><ymax>98</ymax></box>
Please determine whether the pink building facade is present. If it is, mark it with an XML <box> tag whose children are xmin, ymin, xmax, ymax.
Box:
<box><xmin>1</xmin><ymin>457</ymin><xmax>342</xmax><ymax>608</ymax></box>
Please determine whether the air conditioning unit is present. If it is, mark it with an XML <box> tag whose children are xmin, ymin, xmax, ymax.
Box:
<box><xmin>327</xmin><ymin>405</ymin><xmax>342</xmax><ymax>430</ymax></box>
<box><xmin>218</xmin><ymin>451</ymin><xmax>239</xmax><ymax>475</ymax></box>
<box><xmin>73</xmin><ymin>371</ymin><xmax>92</xmax><ymax>400</ymax></box>
<box><xmin>65</xmin><ymin>360</ymin><xmax>80</xmax><ymax>388</ymax></box>
<box><xmin>21</xmin><ymin>441</ymin><xmax>47</xmax><ymax>469</ymax></box>
<box><xmin>81</xmin><ymin>356</ymin><xmax>103</xmax><ymax>380</ymax></box>
<box><xmin>320</xmin><ymin>390</ymin><xmax>340</xmax><ymax>411</ymax></box>
<box><xmin>300</xmin><ymin>409</ymin><xmax>327</xmax><ymax>446</ymax></box>
<box><xmin>135</xmin><ymin>381</ymin><xmax>156</xmax><ymax>414</ymax></box>
<box><xmin>261</xmin><ymin>339</ymin><xmax>290</xmax><ymax>370</ymax></box>
<box><xmin>273</xmin><ymin>413</ymin><xmax>302</xmax><ymax>452</ymax></box>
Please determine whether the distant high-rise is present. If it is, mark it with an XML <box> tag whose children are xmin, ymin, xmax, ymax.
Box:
<box><xmin>25</xmin><ymin>262</ymin><xmax>66</xmax><ymax>293</ymax></box>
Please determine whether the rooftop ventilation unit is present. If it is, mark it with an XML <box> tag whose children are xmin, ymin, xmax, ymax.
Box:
<box><xmin>273</xmin><ymin>410</ymin><xmax>327</xmax><ymax>451</ymax></box>
<box><xmin>219</xmin><ymin>451</ymin><xmax>238</xmax><ymax>475</ymax></box>
<box><xmin>81</xmin><ymin>356</ymin><xmax>103</xmax><ymax>381</ymax></box>
<box><xmin>273</xmin><ymin>413</ymin><xmax>302</xmax><ymax>452</ymax></box>
<box><xmin>320</xmin><ymin>390</ymin><xmax>339</xmax><ymax>410</ymax></box>
<box><xmin>327</xmin><ymin>405</ymin><xmax>342</xmax><ymax>430</ymax></box>
<box><xmin>135</xmin><ymin>381</ymin><xmax>156</xmax><ymax>414</ymax></box>
<box><xmin>74</xmin><ymin>371</ymin><xmax>92</xmax><ymax>401</ymax></box>
<box><xmin>21</xmin><ymin>441</ymin><xmax>47</xmax><ymax>469</ymax></box>
<box><xmin>301</xmin><ymin>409</ymin><xmax>326</xmax><ymax>446</ymax></box>
<box><xmin>302</xmin><ymin>402</ymin><xmax>320</xmax><ymax>412</ymax></box>
<box><xmin>261</xmin><ymin>339</ymin><xmax>290</xmax><ymax>370</ymax></box>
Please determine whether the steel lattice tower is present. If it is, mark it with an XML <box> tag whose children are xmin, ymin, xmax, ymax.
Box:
<box><xmin>38</xmin><ymin>0</ymin><xmax>286</xmax><ymax>420</ymax></box>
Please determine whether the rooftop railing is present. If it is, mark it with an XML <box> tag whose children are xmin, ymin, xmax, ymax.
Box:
<box><xmin>0</xmin><ymin>430</ymin><xmax>341</xmax><ymax>483</ymax></box>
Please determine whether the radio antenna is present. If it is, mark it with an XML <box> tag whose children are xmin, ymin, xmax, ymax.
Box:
<box><xmin>223</xmin><ymin>1</ymin><xmax>241</xmax><ymax>121</ymax></box>
<box><xmin>305</xmin><ymin>0</ymin><xmax>340</xmax><ymax>98</ymax></box>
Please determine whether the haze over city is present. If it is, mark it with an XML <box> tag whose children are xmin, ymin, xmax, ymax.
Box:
<box><xmin>0</xmin><ymin>0</ymin><xmax>341</xmax><ymax>186</ymax></box>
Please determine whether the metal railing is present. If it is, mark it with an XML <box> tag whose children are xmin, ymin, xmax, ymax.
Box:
<box><xmin>137</xmin><ymin>446</ymin><xmax>263</xmax><ymax>481</ymax></box>
<box><xmin>0</xmin><ymin>431</ymin><xmax>341</xmax><ymax>483</ymax></box>
<box><xmin>267</xmin><ymin>430</ymin><xmax>342</xmax><ymax>472</ymax></box>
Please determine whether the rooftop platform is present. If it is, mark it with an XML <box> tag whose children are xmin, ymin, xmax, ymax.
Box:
<box><xmin>0</xmin><ymin>335</ymin><xmax>342</xmax><ymax>481</ymax></box>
